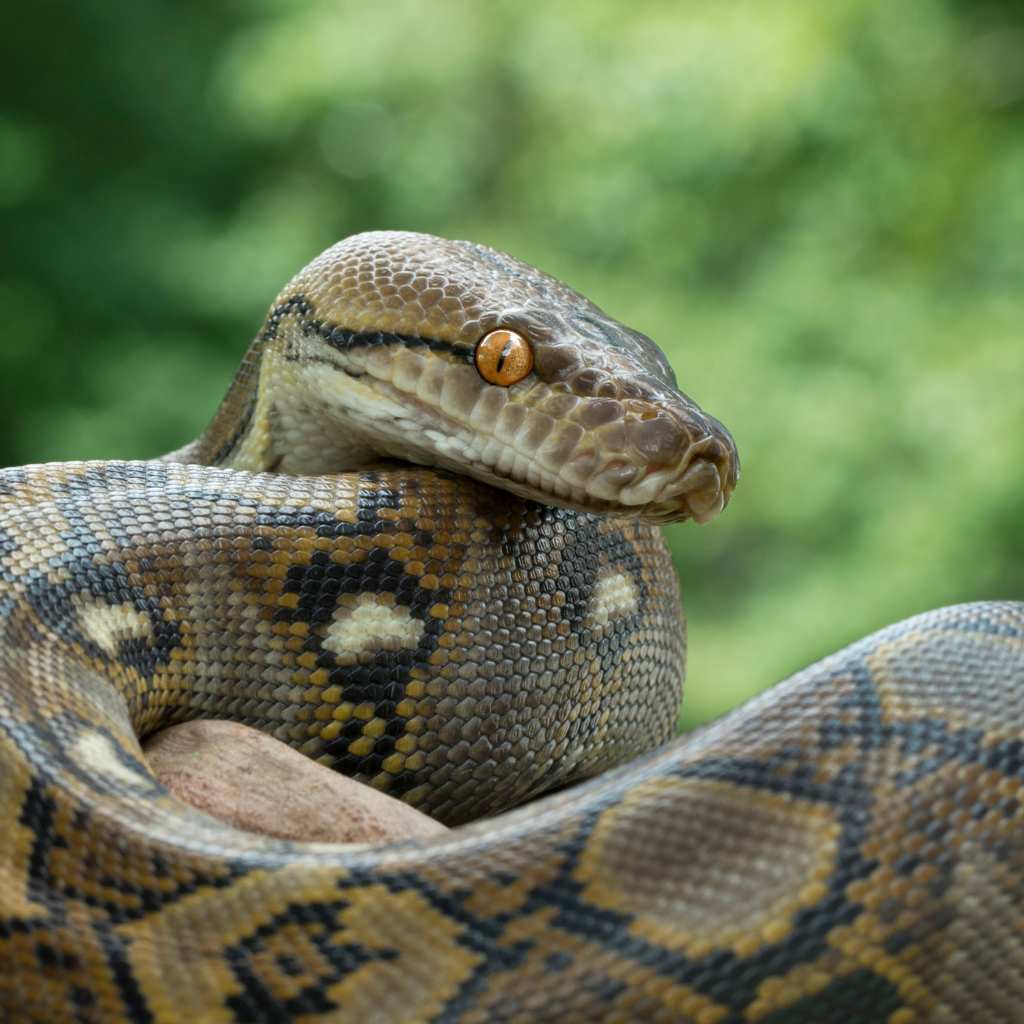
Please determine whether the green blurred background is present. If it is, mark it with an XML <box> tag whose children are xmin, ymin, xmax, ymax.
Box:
<box><xmin>1</xmin><ymin>1</ymin><xmax>1021</xmax><ymax>728</ymax></box>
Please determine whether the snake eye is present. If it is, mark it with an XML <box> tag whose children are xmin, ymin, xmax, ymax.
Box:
<box><xmin>474</xmin><ymin>329</ymin><xmax>533</xmax><ymax>386</ymax></box>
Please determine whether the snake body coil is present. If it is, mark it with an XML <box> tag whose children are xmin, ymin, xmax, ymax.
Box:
<box><xmin>0</xmin><ymin>232</ymin><xmax>1021</xmax><ymax>1022</ymax></box>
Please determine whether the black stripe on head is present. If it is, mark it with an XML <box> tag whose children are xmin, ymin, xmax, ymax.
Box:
<box><xmin>260</xmin><ymin>294</ymin><xmax>476</xmax><ymax>363</ymax></box>
<box><xmin>312</xmin><ymin>322</ymin><xmax>475</xmax><ymax>362</ymax></box>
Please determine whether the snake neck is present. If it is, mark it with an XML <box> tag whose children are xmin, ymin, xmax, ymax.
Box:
<box><xmin>163</xmin><ymin>337</ymin><xmax>266</xmax><ymax>469</ymax></box>
<box><xmin>166</xmin><ymin>336</ymin><xmax>381</xmax><ymax>475</ymax></box>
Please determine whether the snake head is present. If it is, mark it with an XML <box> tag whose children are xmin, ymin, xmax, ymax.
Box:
<box><xmin>229</xmin><ymin>231</ymin><xmax>739</xmax><ymax>525</ymax></box>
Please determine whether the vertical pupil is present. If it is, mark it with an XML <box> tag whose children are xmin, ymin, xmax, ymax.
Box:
<box><xmin>495</xmin><ymin>337</ymin><xmax>516</xmax><ymax>375</ymax></box>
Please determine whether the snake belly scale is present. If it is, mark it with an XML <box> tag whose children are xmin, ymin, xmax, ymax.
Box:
<box><xmin>0</xmin><ymin>231</ymin><xmax>1022</xmax><ymax>1023</ymax></box>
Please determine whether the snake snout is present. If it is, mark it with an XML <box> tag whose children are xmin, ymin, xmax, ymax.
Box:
<box><xmin>613</xmin><ymin>408</ymin><xmax>738</xmax><ymax>524</ymax></box>
<box><xmin>672</xmin><ymin>420</ymin><xmax>739</xmax><ymax>523</ymax></box>
<box><xmin>669</xmin><ymin>439</ymin><xmax>736</xmax><ymax>523</ymax></box>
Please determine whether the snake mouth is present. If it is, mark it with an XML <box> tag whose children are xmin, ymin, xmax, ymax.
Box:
<box><xmin>620</xmin><ymin>437</ymin><xmax>737</xmax><ymax>524</ymax></box>
<box><xmin>453</xmin><ymin>381</ymin><xmax>739</xmax><ymax>525</ymax></box>
<box><xmin>538</xmin><ymin>430</ymin><xmax>737</xmax><ymax>525</ymax></box>
<box><xmin>375</xmin><ymin>383</ymin><xmax>737</xmax><ymax>525</ymax></box>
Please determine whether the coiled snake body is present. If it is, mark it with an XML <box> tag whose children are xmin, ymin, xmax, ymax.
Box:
<box><xmin>0</xmin><ymin>232</ymin><xmax>1021</xmax><ymax>1022</ymax></box>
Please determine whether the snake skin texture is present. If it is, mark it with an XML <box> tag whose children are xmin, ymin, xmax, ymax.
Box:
<box><xmin>1</xmin><ymin>232</ymin><xmax>1022</xmax><ymax>1022</ymax></box>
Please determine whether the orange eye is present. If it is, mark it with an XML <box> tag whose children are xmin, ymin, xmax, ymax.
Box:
<box><xmin>474</xmin><ymin>329</ymin><xmax>533</xmax><ymax>386</ymax></box>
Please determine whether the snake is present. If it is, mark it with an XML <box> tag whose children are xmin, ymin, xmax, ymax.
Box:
<box><xmin>0</xmin><ymin>231</ymin><xmax>1021</xmax><ymax>1023</ymax></box>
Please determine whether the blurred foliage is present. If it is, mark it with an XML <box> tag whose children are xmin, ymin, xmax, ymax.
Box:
<box><xmin>1</xmin><ymin>0</ymin><xmax>1022</xmax><ymax>728</ymax></box>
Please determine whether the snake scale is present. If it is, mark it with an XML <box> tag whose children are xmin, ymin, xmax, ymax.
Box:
<box><xmin>1</xmin><ymin>232</ymin><xmax>1022</xmax><ymax>1023</ymax></box>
